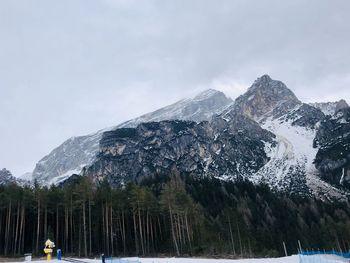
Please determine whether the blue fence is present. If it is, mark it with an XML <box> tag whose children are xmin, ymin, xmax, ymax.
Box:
<box><xmin>299</xmin><ymin>251</ymin><xmax>350</xmax><ymax>263</ymax></box>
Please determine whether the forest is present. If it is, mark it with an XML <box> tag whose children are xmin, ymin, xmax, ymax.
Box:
<box><xmin>1</xmin><ymin>170</ymin><xmax>350</xmax><ymax>258</ymax></box>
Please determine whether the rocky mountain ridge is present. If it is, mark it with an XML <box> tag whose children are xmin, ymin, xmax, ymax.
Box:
<box><xmin>81</xmin><ymin>75</ymin><xmax>350</xmax><ymax>200</ymax></box>
<box><xmin>31</xmin><ymin>90</ymin><xmax>233</xmax><ymax>184</ymax></box>
<box><xmin>21</xmin><ymin>74</ymin><xmax>350</xmax><ymax>200</ymax></box>
<box><xmin>83</xmin><ymin>116</ymin><xmax>275</xmax><ymax>187</ymax></box>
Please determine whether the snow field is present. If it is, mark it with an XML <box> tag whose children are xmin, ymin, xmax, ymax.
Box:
<box><xmin>4</xmin><ymin>256</ymin><xmax>299</xmax><ymax>263</ymax></box>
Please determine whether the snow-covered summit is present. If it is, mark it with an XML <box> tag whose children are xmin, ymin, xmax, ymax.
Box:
<box><xmin>118</xmin><ymin>89</ymin><xmax>232</xmax><ymax>128</ymax></box>
<box><xmin>192</xmin><ymin>89</ymin><xmax>220</xmax><ymax>101</ymax></box>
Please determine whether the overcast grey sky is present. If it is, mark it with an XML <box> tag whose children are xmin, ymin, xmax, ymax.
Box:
<box><xmin>1</xmin><ymin>0</ymin><xmax>350</xmax><ymax>176</ymax></box>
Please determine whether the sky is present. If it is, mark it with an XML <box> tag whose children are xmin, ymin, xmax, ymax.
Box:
<box><xmin>1</xmin><ymin>0</ymin><xmax>350</xmax><ymax>177</ymax></box>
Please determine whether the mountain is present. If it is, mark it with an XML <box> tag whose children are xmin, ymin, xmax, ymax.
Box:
<box><xmin>30</xmin><ymin>74</ymin><xmax>350</xmax><ymax>200</ymax></box>
<box><xmin>82</xmin><ymin>75</ymin><xmax>350</xmax><ymax>200</ymax></box>
<box><xmin>310</xmin><ymin>100</ymin><xmax>349</xmax><ymax>116</ymax></box>
<box><xmin>31</xmin><ymin>90</ymin><xmax>233</xmax><ymax>184</ymax></box>
<box><xmin>0</xmin><ymin>168</ymin><xmax>16</xmax><ymax>185</ymax></box>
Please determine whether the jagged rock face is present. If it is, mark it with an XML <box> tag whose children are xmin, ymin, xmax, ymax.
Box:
<box><xmin>0</xmin><ymin>168</ymin><xmax>16</xmax><ymax>185</ymax></box>
<box><xmin>314</xmin><ymin>108</ymin><xmax>350</xmax><ymax>188</ymax></box>
<box><xmin>83</xmin><ymin>74</ymin><xmax>344</xmax><ymax>198</ymax></box>
<box><xmin>32</xmin><ymin>90</ymin><xmax>232</xmax><ymax>185</ymax></box>
<box><xmin>310</xmin><ymin>100</ymin><xmax>349</xmax><ymax>116</ymax></box>
<box><xmin>217</xmin><ymin>75</ymin><xmax>326</xmax><ymax>195</ymax></box>
<box><xmin>229</xmin><ymin>74</ymin><xmax>325</xmax><ymax>128</ymax></box>
<box><xmin>83</xmin><ymin>117</ymin><xmax>275</xmax><ymax>186</ymax></box>
<box><xmin>30</xmin><ymin>73</ymin><xmax>350</xmax><ymax>200</ymax></box>
<box><xmin>229</xmin><ymin>75</ymin><xmax>300</xmax><ymax>121</ymax></box>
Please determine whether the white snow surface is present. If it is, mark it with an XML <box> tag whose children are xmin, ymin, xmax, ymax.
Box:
<box><xmin>118</xmin><ymin>89</ymin><xmax>232</xmax><ymax>128</ymax></box>
<box><xmin>119</xmin><ymin>256</ymin><xmax>299</xmax><ymax>263</ymax></box>
<box><xmin>47</xmin><ymin>165</ymin><xmax>86</xmax><ymax>185</ymax></box>
<box><xmin>252</xmin><ymin>112</ymin><xmax>347</xmax><ymax>200</ymax></box>
<box><xmin>6</xmin><ymin>256</ymin><xmax>299</xmax><ymax>263</ymax></box>
<box><xmin>7</xmin><ymin>254</ymin><xmax>349</xmax><ymax>263</ymax></box>
<box><xmin>251</xmin><ymin>115</ymin><xmax>317</xmax><ymax>189</ymax></box>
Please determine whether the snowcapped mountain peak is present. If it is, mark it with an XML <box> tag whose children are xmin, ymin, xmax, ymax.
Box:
<box><xmin>193</xmin><ymin>89</ymin><xmax>222</xmax><ymax>101</ymax></box>
<box><xmin>118</xmin><ymin>89</ymin><xmax>232</xmax><ymax>128</ymax></box>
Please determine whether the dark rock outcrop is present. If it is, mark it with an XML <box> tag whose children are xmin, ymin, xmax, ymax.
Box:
<box><xmin>314</xmin><ymin>107</ymin><xmax>350</xmax><ymax>188</ymax></box>
<box><xmin>83</xmin><ymin>116</ymin><xmax>275</xmax><ymax>186</ymax></box>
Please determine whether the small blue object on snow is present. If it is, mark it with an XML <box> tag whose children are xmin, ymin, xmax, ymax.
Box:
<box><xmin>57</xmin><ymin>249</ymin><xmax>62</xmax><ymax>260</ymax></box>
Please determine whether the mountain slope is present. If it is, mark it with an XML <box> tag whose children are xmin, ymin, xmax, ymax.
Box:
<box><xmin>31</xmin><ymin>74</ymin><xmax>350</xmax><ymax>200</ymax></box>
<box><xmin>212</xmin><ymin>75</ymin><xmax>327</xmax><ymax>195</ymax></box>
<box><xmin>83</xmin><ymin>75</ymin><xmax>349</xmax><ymax>200</ymax></box>
<box><xmin>223</xmin><ymin>75</ymin><xmax>347</xmax><ymax>198</ymax></box>
<box><xmin>32</xmin><ymin>90</ymin><xmax>233</xmax><ymax>184</ymax></box>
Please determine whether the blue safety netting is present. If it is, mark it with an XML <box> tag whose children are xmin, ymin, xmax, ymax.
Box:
<box><xmin>299</xmin><ymin>251</ymin><xmax>350</xmax><ymax>263</ymax></box>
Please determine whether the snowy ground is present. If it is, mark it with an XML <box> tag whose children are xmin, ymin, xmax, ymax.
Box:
<box><xmin>117</xmin><ymin>255</ymin><xmax>299</xmax><ymax>263</ymax></box>
<box><xmin>3</xmin><ymin>256</ymin><xmax>299</xmax><ymax>263</ymax></box>
<box><xmin>5</xmin><ymin>254</ymin><xmax>350</xmax><ymax>263</ymax></box>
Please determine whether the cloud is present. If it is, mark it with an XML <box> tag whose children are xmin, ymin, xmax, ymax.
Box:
<box><xmin>0</xmin><ymin>0</ymin><xmax>349</xmax><ymax>176</ymax></box>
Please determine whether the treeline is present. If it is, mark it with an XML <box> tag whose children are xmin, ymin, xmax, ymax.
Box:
<box><xmin>1</xmin><ymin>171</ymin><xmax>350</xmax><ymax>258</ymax></box>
